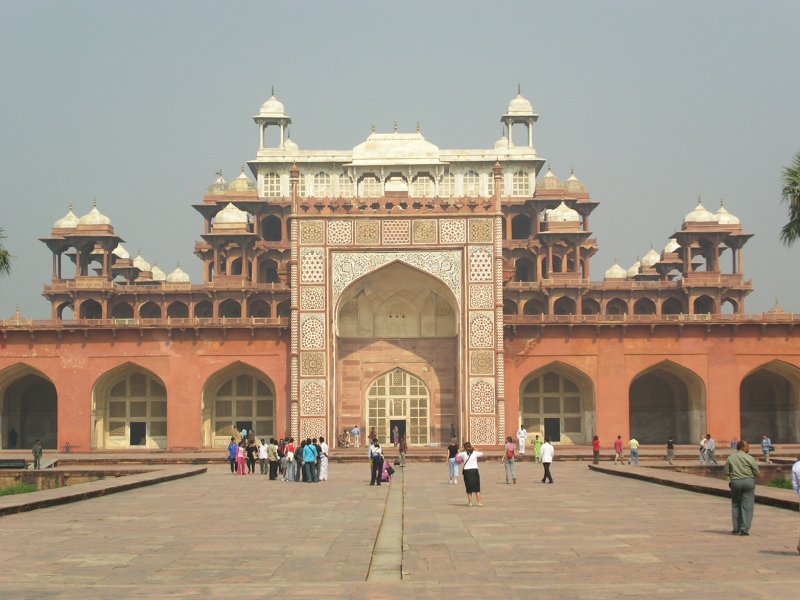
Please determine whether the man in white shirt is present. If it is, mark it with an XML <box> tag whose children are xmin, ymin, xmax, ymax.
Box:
<box><xmin>517</xmin><ymin>424</ymin><xmax>528</xmax><ymax>455</ymax></box>
<box><xmin>792</xmin><ymin>457</ymin><xmax>800</xmax><ymax>555</ymax></box>
<box><xmin>705</xmin><ymin>433</ymin><xmax>718</xmax><ymax>465</ymax></box>
<box><xmin>352</xmin><ymin>425</ymin><xmax>361</xmax><ymax>448</ymax></box>
<box><xmin>540</xmin><ymin>437</ymin><xmax>554</xmax><ymax>483</ymax></box>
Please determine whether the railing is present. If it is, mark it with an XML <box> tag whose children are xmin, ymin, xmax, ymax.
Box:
<box><xmin>0</xmin><ymin>317</ymin><xmax>289</xmax><ymax>329</ymax></box>
<box><xmin>502</xmin><ymin>312</ymin><xmax>798</xmax><ymax>325</ymax></box>
<box><xmin>44</xmin><ymin>281</ymin><xmax>288</xmax><ymax>293</ymax></box>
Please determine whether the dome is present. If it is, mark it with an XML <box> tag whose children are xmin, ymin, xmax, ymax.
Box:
<box><xmin>604</xmin><ymin>262</ymin><xmax>627</xmax><ymax>279</ymax></box>
<box><xmin>664</xmin><ymin>239</ymin><xmax>680</xmax><ymax>253</ymax></box>
<box><xmin>507</xmin><ymin>93</ymin><xmax>534</xmax><ymax>115</ymax></box>
<box><xmin>228</xmin><ymin>168</ymin><xmax>256</xmax><ymax>193</ymax></box>
<box><xmin>151</xmin><ymin>265</ymin><xmax>166</xmax><ymax>281</ymax></box>
<box><xmin>259</xmin><ymin>94</ymin><xmax>287</xmax><ymax>117</ymax></box>
<box><xmin>282</xmin><ymin>137</ymin><xmax>299</xmax><ymax>152</ymax></box>
<box><xmin>564</xmin><ymin>169</ymin><xmax>587</xmax><ymax>194</ymax></box>
<box><xmin>112</xmin><ymin>244</ymin><xmax>130</xmax><ymax>259</ymax></box>
<box><xmin>627</xmin><ymin>260</ymin><xmax>641</xmax><ymax>278</ymax></box>
<box><xmin>642</xmin><ymin>247</ymin><xmax>661</xmax><ymax>268</ymax></box>
<box><xmin>538</xmin><ymin>167</ymin><xmax>563</xmax><ymax>191</ymax></box>
<box><xmin>493</xmin><ymin>135</ymin><xmax>509</xmax><ymax>150</ymax></box>
<box><xmin>166</xmin><ymin>265</ymin><xmax>190</xmax><ymax>283</ymax></box>
<box><xmin>207</xmin><ymin>174</ymin><xmax>227</xmax><ymax>195</ymax></box>
<box><xmin>716</xmin><ymin>202</ymin><xmax>740</xmax><ymax>225</ymax></box>
<box><xmin>53</xmin><ymin>207</ymin><xmax>79</xmax><ymax>229</ymax></box>
<box><xmin>545</xmin><ymin>201</ymin><xmax>580</xmax><ymax>223</ymax></box>
<box><xmin>215</xmin><ymin>202</ymin><xmax>249</xmax><ymax>225</ymax></box>
<box><xmin>78</xmin><ymin>204</ymin><xmax>112</xmax><ymax>226</ymax></box>
<box><xmin>133</xmin><ymin>253</ymin><xmax>151</xmax><ymax>272</ymax></box>
<box><xmin>684</xmin><ymin>200</ymin><xmax>717</xmax><ymax>223</ymax></box>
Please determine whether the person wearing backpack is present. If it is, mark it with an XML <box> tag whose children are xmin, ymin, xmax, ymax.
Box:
<box><xmin>503</xmin><ymin>436</ymin><xmax>517</xmax><ymax>484</ymax></box>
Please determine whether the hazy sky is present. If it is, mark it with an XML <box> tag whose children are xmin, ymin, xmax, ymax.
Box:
<box><xmin>1</xmin><ymin>0</ymin><xmax>798</xmax><ymax>318</ymax></box>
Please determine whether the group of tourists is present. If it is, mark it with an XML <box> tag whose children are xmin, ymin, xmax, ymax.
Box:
<box><xmin>227</xmin><ymin>430</ymin><xmax>328</xmax><ymax>482</ymax></box>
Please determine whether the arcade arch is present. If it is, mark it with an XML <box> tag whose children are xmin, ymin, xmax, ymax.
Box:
<box><xmin>0</xmin><ymin>364</ymin><xmax>58</xmax><ymax>449</ymax></box>
<box><xmin>366</xmin><ymin>368</ymin><xmax>430</xmax><ymax>445</ymax></box>
<box><xmin>92</xmin><ymin>364</ymin><xmax>167</xmax><ymax>449</ymax></box>
<box><xmin>519</xmin><ymin>363</ymin><xmax>595</xmax><ymax>444</ymax></box>
<box><xmin>202</xmin><ymin>363</ymin><xmax>276</xmax><ymax>447</ymax></box>
<box><xmin>740</xmin><ymin>361</ymin><xmax>800</xmax><ymax>443</ymax></box>
<box><xmin>629</xmin><ymin>361</ymin><xmax>705</xmax><ymax>444</ymax></box>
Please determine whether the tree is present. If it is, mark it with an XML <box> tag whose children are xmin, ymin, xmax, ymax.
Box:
<box><xmin>0</xmin><ymin>227</ymin><xmax>10</xmax><ymax>275</ymax></box>
<box><xmin>780</xmin><ymin>150</ymin><xmax>800</xmax><ymax>246</ymax></box>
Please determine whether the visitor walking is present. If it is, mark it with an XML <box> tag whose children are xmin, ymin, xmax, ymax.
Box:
<box><xmin>517</xmin><ymin>424</ymin><xmax>527</xmax><ymax>455</ymax></box>
<box><xmin>666</xmin><ymin>436</ymin><xmax>675</xmax><ymax>465</ymax></box>
<box><xmin>369</xmin><ymin>440</ymin><xmax>384</xmax><ymax>486</ymax></box>
<box><xmin>533</xmin><ymin>434</ymin><xmax>543</xmax><ymax>463</ymax></box>
<box><xmin>319</xmin><ymin>436</ymin><xmax>329</xmax><ymax>481</ymax></box>
<box><xmin>628</xmin><ymin>437</ymin><xmax>640</xmax><ymax>465</ymax></box>
<box><xmin>227</xmin><ymin>437</ymin><xmax>238</xmax><ymax>474</ymax></box>
<box><xmin>457</xmin><ymin>442</ymin><xmax>484</xmax><ymax>506</ymax></box>
<box><xmin>705</xmin><ymin>434</ymin><xmax>718</xmax><ymax>465</ymax></box>
<box><xmin>699</xmin><ymin>435</ymin><xmax>708</xmax><ymax>464</ymax></box>
<box><xmin>761</xmin><ymin>435</ymin><xmax>773</xmax><ymax>464</ymax></box>
<box><xmin>246</xmin><ymin>438</ymin><xmax>258</xmax><ymax>474</ymax></box>
<box><xmin>614</xmin><ymin>435</ymin><xmax>624</xmax><ymax>465</ymax></box>
<box><xmin>792</xmin><ymin>456</ymin><xmax>800</xmax><ymax>554</ymax></box>
<box><xmin>447</xmin><ymin>438</ymin><xmax>459</xmax><ymax>484</ymax></box>
<box><xmin>399</xmin><ymin>435</ymin><xmax>408</xmax><ymax>467</ymax></box>
<box><xmin>32</xmin><ymin>440</ymin><xmax>43</xmax><ymax>470</ymax></box>
<box><xmin>725</xmin><ymin>440</ymin><xmax>759</xmax><ymax>535</ymax></box>
<box><xmin>540</xmin><ymin>437</ymin><xmax>554</xmax><ymax>483</ymax></box>
<box><xmin>592</xmin><ymin>435</ymin><xmax>600</xmax><ymax>465</ymax></box>
<box><xmin>503</xmin><ymin>436</ymin><xmax>517</xmax><ymax>484</ymax></box>
<box><xmin>352</xmin><ymin>425</ymin><xmax>361</xmax><ymax>448</ymax></box>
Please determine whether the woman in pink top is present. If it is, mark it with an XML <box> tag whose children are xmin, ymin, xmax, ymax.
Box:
<box><xmin>236</xmin><ymin>442</ymin><xmax>247</xmax><ymax>475</ymax></box>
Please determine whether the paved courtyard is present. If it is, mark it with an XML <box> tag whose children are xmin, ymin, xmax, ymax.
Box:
<box><xmin>0</xmin><ymin>460</ymin><xmax>797</xmax><ymax>598</ymax></box>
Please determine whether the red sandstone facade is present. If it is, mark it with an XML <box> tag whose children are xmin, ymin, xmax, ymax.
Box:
<box><xmin>1</xmin><ymin>92</ymin><xmax>798</xmax><ymax>450</ymax></box>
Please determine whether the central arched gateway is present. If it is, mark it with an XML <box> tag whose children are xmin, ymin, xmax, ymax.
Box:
<box><xmin>366</xmin><ymin>368</ymin><xmax>430</xmax><ymax>445</ymax></box>
<box><xmin>335</xmin><ymin>261</ymin><xmax>459</xmax><ymax>446</ymax></box>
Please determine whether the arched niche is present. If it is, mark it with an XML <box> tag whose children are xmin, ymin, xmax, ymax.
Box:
<box><xmin>740</xmin><ymin>361</ymin><xmax>800</xmax><ymax>443</ymax></box>
<box><xmin>167</xmin><ymin>301</ymin><xmax>189</xmax><ymax>319</ymax></box>
<box><xmin>629</xmin><ymin>361</ymin><xmax>706</xmax><ymax>444</ymax></box>
<box><xmin>0</xmin><ymin>364</ymin><xmax>58</xmax><ymax>449</ymax></box>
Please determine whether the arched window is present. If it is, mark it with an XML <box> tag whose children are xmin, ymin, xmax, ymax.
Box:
<box><xmin>511</xmin><ymin>170</ymin><xmax>529</xmax><ymax>197</ymax></box>
<box><xmin>521</xmin><ymin>370</ymin><xmax>587</xmax><ymax>442</ymax></box>
<box><xmin>662</xmin><ymin>297</ymin><xmax>683</xmax><ymax>315</ymax></box>
<box><xmin>276</xmin><ymin>299</ymin><xmax>291</xmax><ymax>317</ymax></box>
<box><xmin>298</xmin><ymin>175</ymin><xmax>307</xmax><ymax>197</ymax></box>
<box><xmin>248</xmin><ymin>299</ymin><xmax>270</xmax><ymax>318</ymax></box>
<box><xmin>211</xmin><ymin>370</ymin><xmax>275</xmax><ymax>445</ymax></box>
<box><xmin>167</xmin><ymin>301</ymin><xmax>189</xmax><ymax>318</ymax></box>
<box><xmin>111</xmin><ymin>302</ymin><xmax>134</xmax><ymax>319</ymax></box>
<box><xmin>511</xmin><ymin>215</ymin><xmax>532</xmax><ymax>239</ymax></box>
<box><xmin>263</xmin><ymin>172</ymin><xmax>281</xmax><ymax>197</ymax></box>
<box><xmin>582</xmin><ymin>298</ymin><xmax>601</xmax><ymax>315</ymax></box>
<box><xmin>487</xmin><ymin>173</ymin><xmax>495</xmax><ymax>196</ymax></box>
<box><xmin>259</xmin><ymin>258</ymin><xmax>279</xmax><ymax>284</ymax></box>
<box><xmin>79</xmin><ymin>299</ymin><xmax>102</xmax><ymax>319</ymax></box>
<box><xmin>360</xmin><ymin>175</ymin><xmax>382</xmax><ymax>198</ymax></box>
<box><xmin>104</xmin><ymin>370</ymin><xmax>167</xmax><ymax>448</ymax></box>
<box><xmin>313</xmin><ymin>172</ymin><xmax>332</xmax><ymax>197</ymax></box>
<box><xmin>411</xmin><ymin>174</ymin><xmax>434</xmax><ymax>198</ymax></box>
<box><xmin>463</xmin><ymin>171</ymin><xmax>480</xmax><ymax>196</ymax></box>
<box><xmin>439</xmin><ymin>173</ymin><xmax>455</xmax><ymax>197</ymax></box>
<box><xmin>694</xmin><ymin>295</ymin><xmax>715</xmax><ymax>315</ymax></box>
<box><xmin>261</xmin><ymin>215</ymin><xmax>282</xmax><ymax>241</ymax></box>
<box><xmin>338</xmin><ymin>174</ymin><xmax>354</xmax><ymax>198</ymax></box>
<box><xmin>367</xmin><ymin>369</ymin><xmax>429</xmax><ymax>445</ymax></box>
<box><xmin>503</xmin><ymin>299</ymin><xmax>518</xmax><ymax>315</ymax></box>
<box><xmin>219</xmin><ymin>299</ymin><xmax>241</xmax><ymax>319</ymax></box>
<box><xmin>194</xmin><ymin>300</ymin><xmax>213</xmax><ymax>318</ymax></box>
<box><xmin>634</xmin><ymin>298</ymin><xmax>656</xmax><ymax>315</ymax></box>
<box><xmin>515</xmin><ymin>258</ymin><xmax>535</xmax><ymax>282</ymax></box>
<box><xmin>523</xmin><ymin>299</ymin><xmax>545</xmax><ymax>315</ymax></box>
<box><xmin>553</xmin><ymin>297</ymin><xmax>576</xmax><ymax>315</ymax></box>
<box><xmin>140</xmin><ymin>301</ymin><xmax>161</xmax><ymax>319</ymax></box>
<box><xmin>606</xmin><ymin>298</ymin><xmax>628</xmax><ymax>316</ymax></box>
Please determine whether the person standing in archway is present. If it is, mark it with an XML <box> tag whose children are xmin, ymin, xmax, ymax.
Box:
<box><xmin>592</xmin><ymin>435</ymin><xmax>601</xmax><ymax>465</ymax></box>
<box><xmin>517</xmin><ymin>424</ymin><xmax>527</xmax><ymax>455</ymax></box>
<box><xmin>533</xmin><ymin>434</ymin><xmax>543</xmax><ymax>462</ymax></box>
<box><xmin>32</xmin><ymin>440</ymin><xmax>43</xmax><ymax>470</ymax></box>
<box><xmin>351</xmin><ymin>425</ymin><xmax>360</xmax><ymax>448</ymax></box>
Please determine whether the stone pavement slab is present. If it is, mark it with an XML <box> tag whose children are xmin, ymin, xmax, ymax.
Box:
<box><xmin>0</xmin><ymin>459</ymin><xmax>797</xmax><ymax>597</ymax></box>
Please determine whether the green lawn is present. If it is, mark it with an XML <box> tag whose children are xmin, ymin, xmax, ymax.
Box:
<box><xmin>0</xmin><ymin>482</ymin><xmax>38</xmax><ymax>496</ymax></box>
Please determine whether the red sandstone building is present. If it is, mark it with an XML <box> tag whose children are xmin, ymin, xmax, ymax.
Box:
<box><xmin>1</xmin><ymin>92</ymin><xmax>799</xmax><ymax>451</ymax></box>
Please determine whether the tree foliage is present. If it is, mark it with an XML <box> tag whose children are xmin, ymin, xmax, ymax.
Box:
<box><xmin>780</xmin><ymin>150</ymin><xmax>800</xmax><ymax>246</ymax></box>
<box><xmin>0</xmin><ymin>227</ymin><xmax>11</xmax><ymax>275</ymax></box>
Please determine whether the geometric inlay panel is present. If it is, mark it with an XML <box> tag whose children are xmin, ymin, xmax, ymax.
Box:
<box><xmin>299</xmin><ymin>417</ymin><xmax>326</xmax><ymax>440</ymax></box>
<box><xmin>300</xmin><ymin>248</ymin><xmax>325</xmax><ymax>284</ymax></box>
<box><xmin>470</xmin><ymin>378</ymin><xmax>495</xmax><ymax>414</ymax></box>
<box><xmin>301</xmin><ymin>380</ymin><xmax>326</xmax><ymax>415</ymax></box>
<box><xmin>469</xmin><ymin>416</ymin><xmax>496</xmax><ymax>445</ymax></box>
<box><xmin>469</xmin><ymin>246</ymin><xmax>493</xmax><ymax>282</ymax></box>
<box><xmin>440</xmin><ymin>219</ymin><xmax>466</xmax><ymax>244</ymax></box>
<box><xmin>468</xmin><ymin>284</ymin><xmax>494</xmax><ymax>310</ymax></box>
<box><xmin>382</xmin><ymin>220</ymin><xmax>411</xmax><ymax>245</ymax></box>
<box><xmin>413</xmin><ymin>219</ymin><xmax>437</xmax><ymax>244</ymax></box>
<box><xmin>300</xmin><ymin>220</ymin><xmax>324</xmax><ymax>245</ymax></box>
<box><xmin>469</xmin><ymin>350</ymin><xmax>494</xmax><ymax>376</ymax></box>
<box><xmin>469</xmin><ymin>218</ymin><xmax>494</xmax><ymax>243</ymax></box>
<box><xmin>469</xmin><ymin>312</ymin><xmax>494</xmax><ymax>348</ymax></box>
<box><xmin>300</xmin><ymin>314</ymin><xmax>325</xmax><ymax>349</ymax></box>
<box><xmin>355</xmin><ymin>219</ymin><xmax>380</xmax><ymax>245</ymax></box>
<box><xmin>327</xmin><ymin>220</ymin><xmax>353</xmax><ymax>245</ymax></box>
<box><xmin>300</xmin><ymin>286</ymin><xmax>325</xmax><ymax>311</ymax></box>
<box><xmin>300</xmin><ymin>352</ymin><xmax>326</xmax><ymax>377</ymax></box>
<box><xmin>331</xmin><ymin>250</ymin><xmax>462</xmax><ymax>307</ymax></box>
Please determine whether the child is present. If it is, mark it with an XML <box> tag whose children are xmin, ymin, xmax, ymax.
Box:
<box><xmin>236</xmin><ymin>441</ymin><xmax>246</xmax><ymax>475</ymax></box>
